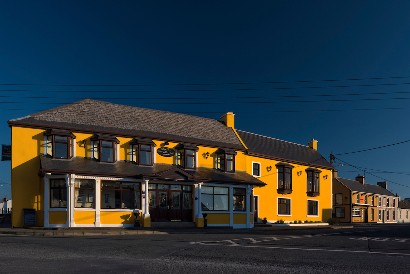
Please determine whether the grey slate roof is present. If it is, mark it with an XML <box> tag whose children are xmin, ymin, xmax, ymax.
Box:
<box><xmin>9</xmin><ymin>99</ymin><xmax>243</xmax><ymax>149</ymax></box>
<box><xmin>334</xmin><ymin>177</ymin><xmax>395</xmax><ymax>196</ymax></box>
<box><xmin>237</xmin><ymin>130</ymin><xmax>333</xmax><ymax>169</ymax></box>
<box><xmin>399</xmin><ymin>200</ymin><xmax>410</xmax><ymax>209</ymax></box>
<box><xmin>39</xmin><ymin>156</ymin><xmax>265</xmax><ymax>186</ymax></box>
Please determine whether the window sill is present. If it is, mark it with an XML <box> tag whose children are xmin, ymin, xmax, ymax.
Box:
<box><xmin>277</xmin><ymin>189</ymin><xmax>292</xmax><ymax>194</ymax></box>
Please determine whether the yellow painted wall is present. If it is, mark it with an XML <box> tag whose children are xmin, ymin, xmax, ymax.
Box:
<box><xmin>74</xmin><ymin>210</ymin><xmax>95</xmax><ymax>224</ymax></box>
<box><xmin>11</xmin><ymin>126</ymin><xmax>44</xmax><ymax>227</ymax></box>
<box><xmin>244</xmin><ymin>154</ymin><xmax>332</xmax><ymax>223</ymax></box>
<box><xmin>100</xmin><ymin>211</ymin><xmax>136</xmax><ymax>225</ymax></box>
<box><xmin>206</xmin><ymin>213</ymin><xmax>230</xmax><ymax>225</ymax></box>
<box><xmin>233</xmin><ymin>213</ymin><xmax>246</xmax><ymax>224</ymax></box>
<box><xmin>49</xmin><ymin>211</ymin><xmax>67</xmax><ymax>224</ymax></box>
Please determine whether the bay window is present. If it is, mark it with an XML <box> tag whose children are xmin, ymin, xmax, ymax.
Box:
<box><xmin>201</xmin><ymin>186</ymin><xmax>229</xmax><ymax>211</ymax></box>
<box><xmin>91</xmin><ymin>134</ymin><xmax>119</xmax><ymax>163</ymax></box>
<box><xmin>44</xmin><ymin>129</ymin><xmax>74</xmax><ymax>159</ymax></box>
<box><xmin>176</xmin><ymin>143</ymin><xmax>198</xmax><ymax>169</ymax></box>
<box><xmin>306</xmin><ymin>168</ymin><xmax>320</xmax><ymax>196</ymax></box>
<box><xmin>130</xmin><ymin>138</ymin><xmax>155</xmax><ymax>166</ymax></box>
<box><xmin>101</xmin><ymin>181</ymin><xmax>141</xmax><ymax>209</ymax></box>
<box><xmin>277</xmin><ymin>163</ymin><xmax>293</xmax><ymax>194</ymax></box>
<box><xmin>216</xmin><ymin>149</ymin><xmax>236</xmax><ymax>172</ymax></box>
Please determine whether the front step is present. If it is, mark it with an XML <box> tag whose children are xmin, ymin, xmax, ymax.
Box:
<box><xmin>151</xmin><ymin>221</ymin><xmax>195</xmax><ymax>228</ymax></box>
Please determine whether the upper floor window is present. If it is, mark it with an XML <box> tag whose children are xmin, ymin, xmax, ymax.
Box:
<box><xmin>252</xmin><ymin>162</ymin><xmax>261</xmax><ymax>177</ymax></box>
<box><xmin>44</xmin><ymin>129</ymin><xmax>74</xmax><ymax>159</ymax></box>
<box><xmin>130</xmin><ymin>138</ymin><xmax>155</xmax><ymax>166</ymax></box>
<box><xmin>306</xmin><ymin>168</ymin><xmax>320</xmax><ymax>196</ymax></box>
<box><xmin>277</xmin><ymin>163</ymin><xmax>293</xmax><ymax>194</ymax></box>
<box><xmin>215</xmin><ymin>149</ymin><xmax>236</xmax><ymax>172</ymax></box>
<box><xmin>91</xmin><ymin>134</ymin><xmax>119</xmax><ymax>163</ymax></box>
<box><xmin>387</xmin><ymin>198</ymin><xmax>390</xmax><ymax>207</ymax></box>
<box><xmin>176</xmin><ymin>143</ymin><xmax>198</xmax><ymax>169</ymax></box>
<box><xmin>378</xmin><ymin>196</ymin><xmax>382</xmax><ymax>206</ymax></box>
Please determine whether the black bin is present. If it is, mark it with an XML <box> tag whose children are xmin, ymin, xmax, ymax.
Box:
<box><xmin>23</xmin><ymin>208</ymin><xmax>36</xmax><ymax>227</ymax></box>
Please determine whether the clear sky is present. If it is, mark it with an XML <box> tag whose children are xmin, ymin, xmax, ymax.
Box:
<box><xmin>1</xmin><ymin>1</ymin><xmax>410</xmax><ymax>199</ymax></box>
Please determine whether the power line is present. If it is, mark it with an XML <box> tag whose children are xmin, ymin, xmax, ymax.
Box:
<box><xmin>335</xmin><ymin>139</ymin><xmax>410</xmax><ymax>155</ymax></box>
<box><xmin>332</xmin><ymin>155</ymin><xmax>410</xmax><ymax>189</ymax></box>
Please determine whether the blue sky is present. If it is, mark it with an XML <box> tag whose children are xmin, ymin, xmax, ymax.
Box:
<box><xmin>1</xmin><ymin>1</ymin><xmax>410</xmax><ymax>199</ymax></box>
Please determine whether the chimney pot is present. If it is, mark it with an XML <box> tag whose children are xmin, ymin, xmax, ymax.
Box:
<box><xmin>356</xmin><ymin>175</ymin><xmax>365</xmax><ymax>185</ymax></box>
<box><xmin>219</xmin><ymin>112</ymin><xmax>235</xmax><ymax>128</ymax></box>
<box><xmin>308</xmin><ymin>139</ymin><xmax>318</xmax><ymax>151</ymax></box>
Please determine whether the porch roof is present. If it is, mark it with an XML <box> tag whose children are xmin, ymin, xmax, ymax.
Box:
<box><xmin>39</xmin><ymin>155</ymin><xmax>265</xmax><ymax>186</ymax></box>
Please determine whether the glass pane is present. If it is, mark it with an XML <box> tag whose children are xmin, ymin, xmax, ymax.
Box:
<box><xmin>170</xmin><ymin>185</ymin><xmax>181</xmax><ymax>190</ymax></box>
<box><xmin>201</xmin><ymin>186</ymin><xmax>213</xmax><ymax>195</ymax></box>
<box><xmin>54</xmin><ymin>136</ymin><xmax>68</xmax><ymax>143</ymax></box>
<box><xmin>214</xmin><ymin>194</ymin><xmax>228</xmax><ymax>210</ymax></box>
<box><xmin>139</xmin><ymin>150</ymin><xmax>152</xmax><ymax>165</ymax></box>
<box><xmin>185</xmin><ymin>155</ymin><xmax>195</xmax><ymax>169</ymax></box>
<box><xmin>159</xmin><ymin>192</ymin><xmax>167</xmax><ymax>208</ymax></box>
<box><xmin>101</xmin><ymin>147</ymin><xmax>114</xmax><ymax>162</ymax></box>
<box><xmin>171</xmin><ymin>192</ymin><xmax>180</xmax><ymax>209</ymax></box>
<box><xmin>201</xmin><ymin>193</ymin><xmax>213</xmax><ymax>210</ymax></box>
<box><xmin>75</xmin><ymin>180</ymin><xmax>95</xmax><ymax>208</ymax></box>
<box><xmin>186</xmin><ymin>149</ymin><xmax>195</xmax><ymax>156</ymax></box>
<box><xmin>234</xmin><ymin>188</ymin><xmax>246</xmax><ymax>195</ymax></box>
<box><xmin>158</xmin><ymin>184</ymin><xmax>168</xmax><ymax>190</ymax></box>
<box><xmin>149</xmin><ymin>192</ymin><xmax>156</xmax><ymax>207</ymax></box>
<box><xmin>148</xmin><ymin>184</ymin><xmax>157</xmax><ymax>190</ymax></box>
<box><xmin>140</xmin><ymin>144</ymin><xmax>151</xmax><ymax>151</ymax></box>
<box><xmin>233</xmin><ymin>195</ymin><xmax>245</xmax><ymax>211</ymax></box>
<box><xmin>214</xmin><ymin>187</ymin><xmax>228</xmax><ymax>195</ymax></box>
<box><xmin>183</xmin><ymin>186</ymin><xmax>192</xmax><ymax>191</ymax></box>
<box><xmin>226</xmin><ymin>159</ymin><xmax>233</xmax><ymax>172</ymax></box>
<box><xmin>183</xmin><ymin>193</ymin><xmax>192</xmax><ymax>209</ymax></box>
<box><xmin>101</xmin><ymin>141</ymin><xmax>113</xmax><ymax>147</ymax></box>
<box><xmin>54</xmin><ymin>142</ymin><xmax>68</xmax><ymax>159</ymax></box>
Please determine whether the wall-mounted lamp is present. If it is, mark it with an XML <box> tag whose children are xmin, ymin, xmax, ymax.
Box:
<box><xmin>323</xmin><ymin>175</ymin><xmax>328</xmax><ymax>180</ymax></box>
<box><xmin>203</xmin><ymin>152</ymin><xmax>210</xmax><ymax>159</ymax></box>
<box><xmin>266</xmin><ymin>166</ymin><xmax>272</xmax><ymax>172</ymax></box>
<box><xmin>297</xmin><ymin>171</ymin><xmax>302</xmax><ymax>176</ymax></box>
<box><xmin>161</xmin><ymin>141</ymin><xmax>169</xmax><ymax>147</ymax></box>
<box><xmin>77</xmin><ymin>140</ymin><xmax>86</xmax><ymax>147</ymax></box>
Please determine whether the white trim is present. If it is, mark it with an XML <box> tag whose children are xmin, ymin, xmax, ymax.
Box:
<box><xmin>44</xmin><ymin>176</ymin><xmax>50</xmax><ymax>227</ymax></box>
<box><xmin>252</xmin><ymin>161</ymin><xmax>261</xmax><ymax>177</ymax></box>
<box><xmin>95</xmin><ymin>178</ymin><xmax>101</xmax><ymax>227</ymax></box>
<box><xmin>229</xmin><ymin>186</ymin><xmax>233</xmax><ymax>227</ymax></box>
<box><xmin>307</xmin><ymin>199</ymin><xmax>319</xmax><ymax>217</ymax></box>
<box><xmin>277</xmin><ymin>197</ymin><xmax>291</xmax><ymax>216</ymax></box>
<box><xmin>116</xmin><ymin>143</ymin><xmax>120</xmax><ymax>162</ymax></box>
<box><xmin>72</xmin><ymin>136</ymin><xmax>76</xmax><ymax>157</ymax></box>
<box><xmin>153</xmin><ymin>146</ymin><xmax>157</xmax><ymax>164</ymax></box>
<box><xmin>246</xmin><ymin>185</ymin><xmax>251</xmax><ymax>228</ymax></box>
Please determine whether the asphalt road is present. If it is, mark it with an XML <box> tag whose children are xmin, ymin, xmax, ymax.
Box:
<box><xmin>1</xmin><ymin>224</ymin><xmax>409</xmax><ymax>273</ymax></box>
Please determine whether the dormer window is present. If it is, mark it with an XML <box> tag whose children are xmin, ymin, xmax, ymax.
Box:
<box><xmin>276</xmin><ymin>163</ymin><xmax>293</xmax><ymax>194</ymax></box>
<box><xmin>130</xmin><ymin>138</ymin><xmax>155</xmax><ymax>166</ymax></box>
<box><xmin>176</xmin><ymin>143</ymin><xmax>198</xmax><ymax>169</ymax></box>
<box><xmin>44</xmin><ymin>129</ymin><xmax>74</xmax><ymax>159</ymax></box>
<box><xmin>306</xmin><ymin>168</ymin><xmax>321</xmax><ymax>196</ymax></box>
<box><xmin>216</xmin><ymin>148</ymin><xmax>236</xmax><ymax>172</ymax></box>
<box><xmin>91</xmin><ymin>134</ymin><xmax>119</xmax><ymax>163</ymax></box>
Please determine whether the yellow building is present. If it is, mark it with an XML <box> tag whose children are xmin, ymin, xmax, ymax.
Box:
<box><xmin>235</xmin><ymin>131</ymin><xmax>334</xmax><ymax>224</ymax></box>
<box><xmin>8</xmin><ymin>99</ymin><xmax>264</xmax><ymax>229</ymax></box>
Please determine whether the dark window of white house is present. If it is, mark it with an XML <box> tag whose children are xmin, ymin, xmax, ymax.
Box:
<box><xmin>101</xmin><ymin>181</ymin><xmax>141</xmax><ymax>209</ymax></box>
<box><xmin>307</xmin><ymin>200</ymin><xmax>318</xmax><ymax>216</ymax></box>
<box><xmin>277</xmin><ymin>163</ymin><xmax>293</xmax><ymax>193</ymax></box>
<box><xmin>335</xmin><ymin>207</ymin><xmax>345</xmax><ymax>218</ymax></box>
<box><xmin>50</xmin><ymin>179</ymin><xmax>67</xmax><ymax>208</ymax></box>
<box><xmin>306</xmin><ymin>168</ymin><xmax>320</xmax><ymax>195</ymax></box>
<box><xmin>278</xmin><ymin>198</ymin><xmax>291</xmax><ymax>215</ymax></box>
<box><xmin>252</xmin><ymin>162</ymin><xmax>261</xmax><ymax>177</ymax></box>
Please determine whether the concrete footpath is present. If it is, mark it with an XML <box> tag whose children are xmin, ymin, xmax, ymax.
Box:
<box><xmin>0</xmin><ymin>224</ymin><xmax>354</xmax><ymax>237</ymax></box>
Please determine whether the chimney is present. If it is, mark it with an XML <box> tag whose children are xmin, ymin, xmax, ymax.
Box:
<box><xmin>308</xmin><ymin>139</ymin><xmax>318</xmax><ymax>151</ymax></box>
<box><xmin>333</xmin><ymin>169</ymin><xmax>338</xmax><ymax>178</ymax></box>
<box><xmin>377</xmin><ymin>181</ymin><xmax>387</xmax><ymax>189</ymax></box>
<box><xmin>219</xmin><ymin>112</ymin><xmax>235</xmax><ymax>128</ymax></box>
<box><xmin>356</xmin><ymin>175</ymin><xmax>365</xmax><ymax>185</ymax></box>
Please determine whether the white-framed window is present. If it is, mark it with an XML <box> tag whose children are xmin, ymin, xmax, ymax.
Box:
<box><xmin>91</xmin><ymin>134</ymin><xmax>119</xmax><ymax>163</ymax></box>
<box><xmin>50</xmin><ymin>178</ymin><xmax>67</xmax><ymax>208</ymax></box>
<box><xmin>378</xmin><ymin>210</ymin><xmax>382</xmax><ymax>221</ymax></box>
<box><xmin>352</xmin><ymin>208</ymin><xmax>361</xmax><ymax>217</ymax></box>
<box><xmin>277</xmin><ymin>198</ymin><xmax>291</xmax><ymax>216</ymax></box>
<box><xmin>44</xmin><ymin>129</ymin><xmax>75</xmax><ymax>159</ymax></box>
<box><xmin>201</xmin><ymin>186</ymin><xmax>229</xmax><ymax>211</ymax></box>
<box><xmin>252</xmin><ymin>162</ymin><xmax>261</xmax><ymax>177</ymax></box>
<box><xmin>378</xmin><ymin>196</ymin><xmax>382</xmax><ymax>206</ymax></box>
<box><xmin>386</xmin><ymin>210</ymin><xmax>390</xmax><ymax>221</ymax></box>
<box><xmin>74</xmin><ymin>179</ymin><xmax>95</xmax><ymax>209</ymax></box>
<box><xmin>101</xmin><ymin>181</ymin><xmax>141</xmax><ymax>209</ymax></box>
<box><xmin>307</xmin><ymin>200</ymin><xmax>318</xmax><ymax>216</ymax></box>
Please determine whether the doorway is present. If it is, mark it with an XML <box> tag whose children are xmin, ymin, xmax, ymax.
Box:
<box><xmin>149</xmin><ymin>184</ymin><xmax>193</xmax><ymax>222</ymax></box>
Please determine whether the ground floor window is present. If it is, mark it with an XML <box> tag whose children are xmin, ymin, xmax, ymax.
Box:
<box><xmin>201</xmin><ymin>186</ymin><xmax>229</xmax><ymax>211</ymax></box>
<box><xmin>370</xmin><ymin>208</ymin><xmax>374</xmax><ymax>221</ymax></box>
<box><xmin>378</xmin><ymin>210</ymin><xmax>382</xmax><ymax>221</ymax></box>
<box><xmin>386</xmin><ymin>210</ymin><xmax>390</xmax><ymax>221</ymax></box>
<box><xmin>278</xmin><ymin>198</ymin><xmax>291</xmax><ymax>215</ymax></box>
<box><xmin>75</xmin><ymin>180</ymin><xmax>95</xmax><ymax>208</ymax></box>
<box><xmin>352</xmin><ymin>208</ymin><xmax>361</xmax><ymax>217</ymax></box>
<box><xmin>307</xmin><ymin>200</ymin><xmax>318</xmax><ymax>216</ymax></box>
<box><xmin>101</xmin><ymin>181</ymin><xmax>140</xmax><ymax>209</ymax></box>
<box><xmin>335</xmin><ymin>207</ymin><xmax>344</xmax><ymax>218</ymax></box>
<box><xmin>50</xmin><ymin>179</ymin><xmax>67</xmax><ymax>208</ymax></box>
<box><xmin>233</xmin><ymin>188</ymin><xmax>246</xmax><ymax>211</ymax></box>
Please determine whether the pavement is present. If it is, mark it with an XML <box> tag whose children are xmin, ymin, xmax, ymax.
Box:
<box><xmin>0</xmin><ymin>223</ymin><xmax>354</xmax><ymax>237</ymax></box>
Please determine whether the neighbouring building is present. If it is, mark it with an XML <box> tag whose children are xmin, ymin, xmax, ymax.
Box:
<box><xmin>0</xmin><ymin>197</ymin><xmax>12</xmax><ymax>215</ymax></box>
<box><xmin>9</xmin><ymin>99</ymin><xmax>265</xmax><ymax>228</ymax></box>
<box><xmin>235</xmin><ymin>131</ymin><xmax>333</xmax><ymax>224</ymax></box>
<box><xmin>332</xmin><ymin>172</ymin><xmax>398</xmax><ymax>223</ymax></box>
<box><xmin>398</xmin><ymin>200</ymin><xmax>410</xmax><ymax>223</ymax></box>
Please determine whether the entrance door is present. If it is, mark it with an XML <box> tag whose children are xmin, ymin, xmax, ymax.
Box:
<box><xmin>253</xmin><ymin>196</ymin><xmax>259</xmax><ymax>222</ymax></box>
<box><xmin>149</xmin><ymin>184</ymin><xmax>193</xmax><ymax>222</ymax></box>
